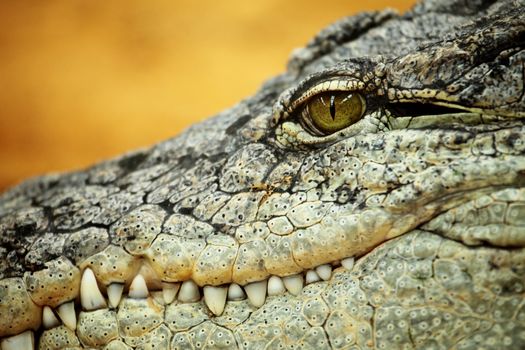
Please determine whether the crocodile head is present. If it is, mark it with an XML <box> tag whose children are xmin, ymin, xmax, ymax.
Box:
<box><xmin>1</xmin><ymin>0</ymin><xmax>524</xmax><ymax>349</ymax></box>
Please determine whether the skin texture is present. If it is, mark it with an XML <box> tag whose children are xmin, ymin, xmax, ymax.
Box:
<box><xmin>1</xmin><ymin>0</ymin><xmax>525</xmax><ymax>349</ymax></box>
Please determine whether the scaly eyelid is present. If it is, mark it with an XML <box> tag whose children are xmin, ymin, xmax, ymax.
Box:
<box><xmin>288</xmin><ymin>78</ymin><xmax>366</xmax><ymax>114</ymax></box>
<box><xmin>272</xmin><ymin>76</ymin><xmax>368</xmax><ymax>128</ymax></box>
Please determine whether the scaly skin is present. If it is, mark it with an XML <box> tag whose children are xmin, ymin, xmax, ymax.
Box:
<box><xmin>1</xmin><ymin>0</ymin><xmax>525</xmax><ymax>349</ymax></box>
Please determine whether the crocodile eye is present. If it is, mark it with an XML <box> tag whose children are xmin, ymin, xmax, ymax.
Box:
<box><xmin>301</xmin><ymin>91</ymin><xmax>365</xmax><ymax>135</ymax></box>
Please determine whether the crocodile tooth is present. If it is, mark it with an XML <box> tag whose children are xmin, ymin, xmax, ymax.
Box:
<box><xmin>227</xmin><ymin>283</ymin><xmax>246</xmax><ymax>301</ymax></box>
<box><xmin>0</xmin><ymin>330</ymin><xmax>34</xmax><ymax>350</ymax></box>
<box><xmin>56</xmin><ymin>301</ymin><xmax>77</xmax><ymax>330</ymax></box>
<box><xmin>80</xmin><ymin>268</ymin><xmax>107</xmax><ymax>310</ymax></box>
<box><xmin>203</xmin><ymin>285</ymin><xmax>228</xmax><ymax>316</ymax></box>
<box><xmin>342</xmin><ymin>257</ymin><xmax>355</xmax><ymax>270</ymax></box>
<box><xmin>245</xmin><ymin>280</ymin><xmax>267</xmax><ymax>307</ymax></box>
<box><xmin>267</xmin><ymin>276</ymin><xmax>286</xmax><ymax>296</ymax></box>
<box><xmin>42</xmin><ymin>305</ymin><xmax>60</xmax><ymax>329</ymax></box>
<box><xmin>283</xmin><ymin>274</ymin><xmax>303</xmax><ymax>296</ymax></box>
<box><xmin>315</xmin><ymin>264</ymin><xmax>332</xmax><ymax>281</ymax></box>
<box><xmin>129</xmin><ymin>274</ymin><xmax>149</xmax><ymax>298</ymax></box>
<box><xmin>178</xmin><ymin>280</ymin><xmax>200</xmax><ymax>302</ymax></box>
<box><xmin>162</xmin><ymin>282</ymin><xmax>180</xmax><ymax>304</ymax></box>
<box><xmin>305</xmin><ymin>270</ymin><xmax>320</xmax><ymax>284</ymax></box>
<box><xmin>107</xmin><ymin>283</ymin><xmax>124</xmax><ymax>308</ymax></box>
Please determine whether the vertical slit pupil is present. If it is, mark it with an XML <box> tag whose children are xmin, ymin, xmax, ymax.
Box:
<box><xmin>329</xmin><ymin>95</ymin><xmax>336</xmax><ymax>120</ymax></box>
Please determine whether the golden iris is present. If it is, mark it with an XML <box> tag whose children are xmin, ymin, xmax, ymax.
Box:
<box><xmin>302</xmin><ymin>91</ymin><xmax>365</xmax><ymax>135</ymax></box>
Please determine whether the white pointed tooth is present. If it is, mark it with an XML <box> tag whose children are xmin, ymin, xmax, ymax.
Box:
<box><xmin>267</xmin><ymin>276</ymin><xmax>286</xmax><ymax>296</ymax></box>
<box><xmin>80</xmin><ymin>268</ymin><xmax>107</xmax><ymax>310</ymax></box>
<box><xmin>57</xmin><ymin>301</ymin><xmax>77</xmax><ymax>330</ymax></box>
<box><xmin>203</xmin><ymin>286</ymin><xmax>228</xmax><ymax>316</ymax></box>
<box><xmin>315</xmin><ymin>264</ymin><xmax>332</xmax><ymax>281</ymax></box>
<box><xmin>342</xmin><ymin>257</ymin><xmax>355</xmax><ymax>270</ymax></box>
<box><xmin>245</xmin><ymin>280</ymin><xmax>267</xmax><ymax>307</ymax></box>
<box><xmin>129</xmin><ymin>274</ymin><xmax>149</xmax><ymax>298</ymax></box>
<box><xmin>305</xmin><ymin>270</ymin><xmax>320</xmax><ymax>284</ymax></box>
<box><xmin>283</xmin><ymin>274</ymin><xmax>304</xmax><ymax>296</ymax></box>
<box><xmin>227</xmin><ymin>283</ymin><xmax>246</xmax><ymax>301</ymax></box>
<box><xmin>178</xmin><ymin>280</ymin><xmax>200</xmax><ymax>302</ymax></box>
<box><xmin>0</xmin><ymin>330</ymin><xmax>34</xmax><ymax>350</ymax></box>
<box><xmin>42</xmin><ymin>306</ymin><xmax>60</xmax><ymax>329</ymax></box>
<box><xmin>107</xmin><ymin>283</ymin><xmax>124</xmax><ymax>308</ymax></box>
<box><xmin>162</xmin><ymin>282</ymin><xmax>180</xmax><ymax>304</ymax></box>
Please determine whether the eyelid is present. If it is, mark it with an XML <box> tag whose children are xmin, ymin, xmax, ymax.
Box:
<box><xmin>285</xmin><ymin>78</ymin><xmax>366</xmax><ymax>116</ymax></box>
<box><xmin>272</xmin><ymin>75</ymin><xmax>369</xmax><ymax>129</ymax></box>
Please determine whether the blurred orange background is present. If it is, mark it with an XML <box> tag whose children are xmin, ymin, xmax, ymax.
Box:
<box><xmin>0</xmin><ymin>1</ymin><xmax>414</xmax><ymax>191</ymax></box>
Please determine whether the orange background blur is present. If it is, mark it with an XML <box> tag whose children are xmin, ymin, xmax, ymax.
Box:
<box><xmin>0</xmin><ymin>1</ymin><xmax>414</xmax><ymax>191</ymax></box>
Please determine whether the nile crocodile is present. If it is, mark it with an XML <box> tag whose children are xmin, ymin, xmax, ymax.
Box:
<box><xmin>1</xmin><ymin>0</ymin><xmax>525</xmax><ymax>349</ymax></box>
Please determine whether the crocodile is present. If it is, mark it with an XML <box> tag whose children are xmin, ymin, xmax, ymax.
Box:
<box><xmin>1</xmin><ymin>0</ymin><xmax>525</xmax><ymax>348</ymax></box>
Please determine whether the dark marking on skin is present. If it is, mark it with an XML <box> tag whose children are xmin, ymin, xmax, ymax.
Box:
<box><xmin>178</xmin><ymin>207</ymin><xmax>193</xmax><ymax>215</ymax></box>
<box><xmin>14</xmin><ymin>222</ymin><xmax>37</xmax><ymax>237</ymax></box>
<box><xmin>58</xmin><ymin>197</ymin><xmax>74</xmax><ymax>207</ymax></box>
<box><xmin>357</xmin><ymin>200</ymin><xmax>368</xmax><ymax>210</ymax></box>
<box><xmin>453</xmin><ymin>134</ymin><xmax>469</xmax><ymax>145</ymax></box>
<box><xmin>157</xmin><ymin>200</ymin><xmax>175</xmax><ymax>214</ymax></box>
<box><xmin>225</xmin><ymin>115</ymin><xmax>252</xmax><ymax>135</ymax></box>
<box><xmin>444</xmin><ymin>0</ymin><xmax>498</xmax><ymax>15</ymax></box>
<box><xmin>507</xmin><ymin>132</ymin><xmax>521</xmax><ymax>148</ymax></box>
<box><xmin>118</xmin><ymin>152</ymin><xmax>149</xmax><ymax>172</ymax></box>
<box><xmin>177</xmin><ymin>154</ymin><xmax>198</xmax><ymax>170</ymax></box>
<box><xmin>206</xmin><ymin>152</ymin><xmax>229</xmax><ymax>165</ymax></box>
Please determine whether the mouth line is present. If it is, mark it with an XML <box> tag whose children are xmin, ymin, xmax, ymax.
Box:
<box><xmin>1</xmin><ymin>255</ymin><xmax>359</xmax><ymax>349</ymax></box>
